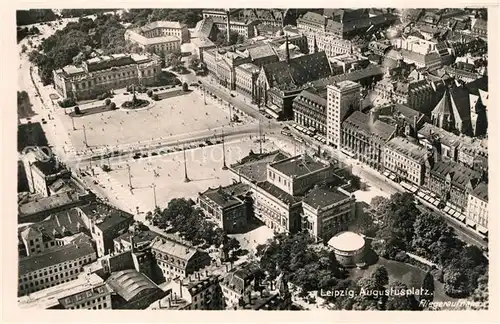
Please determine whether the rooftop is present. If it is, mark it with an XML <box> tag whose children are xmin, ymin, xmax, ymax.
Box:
<box><xmin>256</xmin><ymin>181</ymin><xmax>301</xmax><ymax>206</ymax></box>
<box><xmin>472</xmin><ymin>182</ymin><xmax>488</xmax><ymax>202</ymax></box>
<box><xmin>17</xmin><ymin>273</ymin><xmax>105</xmax><ymax>309</ymax></box>
<box><xmin>343</xmin><ymin>111</ymin><xmax>395</xmax><ymax>141</ymax></box>
<box><xmin>309</xmin><ymin>65</ymin><xmax>383</xmax><ymax>89</ymax></box>
<box><xmin>106</xmin><ymin>269</ymin><xmax>161</xmax><ymax>302</ymax></box>
<box><xmin>150</xmin><ymin>236</ymin><xmax>199</xmax><ymax>262</ymax></box>
<box><xmin>327</xmin><ymin>231</ymin><xmax>365</xmax><ymax>252</ymax></box>
<box><xmin>430</xmin><ymin>160</ymin><xmax>482</xmax><ymax>191</ymax></box>
<box><xmin>126</xmin><ymin>30</ymin><xmax>180</xmax><ymax>45</ymax></box>
<box><xmin>32</xmin><ymin>158</ymin><xmax>66</xmax><ymax>177</ymax></box>
<box><xmin>18</xmin><ymin>192</ymin><xmax>81</xmax><ymax>217</ymax></box>
<box><xmin>231</xmin><ymin>150</ymin><xmax>289</xmax><ymax>183</ymax></box>
<box><xmin>270</xmin><ymin>155</ymin><xmax>328</xmax><ymax>178</ymax></box>
<box><xmin>20</xmin><ymin>208</ymin><xmax>86</xmax><ymax>242</ymax></box>
<box><xmin>19</xmin><ymin>235</ymin><xmax>95</xmax><ymax>276</ymax></box>
<box><xmin>139</xmin><ymin>20</ymin><xmax>186</xmax><ymax>32</ymax></box>
<box><xmin>303</xmin><ymin>186</ymin><xmax>352</xmax><ymax>209</ymax></box>
<box><xmin>79</xmin><ymin>203</ymin><xmax>134</xmax><ymax>232</ymax></box>
<box><xmin>222</xmin><ymin>262</ymin><xmax>260</xmax><ymax>294</ymax></box>
<box><xmin>385</xmin><ymin>137</ymin><xmax>428</xmax><ymax>162</ymax></box>
<box><xmin>237</xmin><ymin>63</ymin><xmax>260</xmax><ymax>74</ymax></box>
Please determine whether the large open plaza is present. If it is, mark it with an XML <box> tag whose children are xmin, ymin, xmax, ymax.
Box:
<box><xmin>57</xmin><ymin>89</ymin><xmax>235</xmax><ymax>151</ymax></box>
<box><xmin>95</xmin><ymin>136</ymin><xmax>295</xmax><ymax>216</ymax></box>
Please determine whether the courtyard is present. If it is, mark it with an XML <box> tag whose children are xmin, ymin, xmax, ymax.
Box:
<box><xmin>58</xmin><ymin>89</ymin><xmax>234</xmax><ymax>151</ymax></box>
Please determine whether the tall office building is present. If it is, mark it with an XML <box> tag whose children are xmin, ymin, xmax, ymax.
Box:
<box><xmin>326</xmin><ymin>80</ymin><xmax>361</xmax><ymax>148</ymax></box>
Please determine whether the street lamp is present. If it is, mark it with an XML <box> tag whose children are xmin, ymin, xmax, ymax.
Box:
<box><xmin>222</xmin><ymin>129</ymin><xmax>228</xmax><ymax>170</ymax></box>
<box><xmin>151</xmin><ymin>183</ymin><xmax>157</xmax><ymax>209</ymax></box>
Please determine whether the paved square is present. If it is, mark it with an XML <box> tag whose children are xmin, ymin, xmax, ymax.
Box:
<box><xmin>102</xmin><ymin>137</ymin><xmax>288</xmax><ymax>213</ymax></box>
<box><xmin>58</xmin><ymin>90</ymin><xmax>232</xmax><ymax>150</ymax></box>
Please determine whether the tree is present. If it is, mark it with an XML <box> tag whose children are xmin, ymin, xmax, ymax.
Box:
<box><xmin>469</xmin><ymin>272</ymin><xmax>488</xmax><ymax>309</ymax></box>
<box><xmin>165</xmin><ymin>52</ymin><xmax>181</xmax><ymax>68</ymax></box>
<box><xmin>420</xmin><ymin>271</ymin><xmax>435</xmax><ymax>305</ymax></box>
<box><xmin>74</xmin><ymin>106</ymin><xmax>81</xmax><ymax>114</ymax></box>
<box><xmin>153</xmin><ymin>94</ymin><xmax>159</xmax><ymax>101</ymax></box>
<box><xmin>109</xmin><ymin>102</ymin><xmax>117</xmax><ymax>110</ymax></box>
<box><xmin>443</xmin><ymin>266</ymin><xmax>469</xmax><ymax>298</ymax></box>
<box><xmin>105</xmin><ymin>98</ymin><xmax>111</xmax><ymax>106</ymax></box>
<box><xmin>147</xmin><ymin>89</ymin><xmax>153</xmax><ymax>97</ymax></box>
<box><xmin>385</xmin><ymin>281</ymin><xmax>420</xmax><ymax>310</ymax></box>
<box><xmin>371</xmin><ymin>265</ymin><xmax>389</xmax><ymax>288</ymax></box>
<box><xmin>182</xmin><ymin>82</ymin><xmax>189</xmax><ymax>92</ymax></box>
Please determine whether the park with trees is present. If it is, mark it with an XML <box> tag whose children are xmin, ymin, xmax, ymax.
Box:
<box><xmin>148</xmin><ymin>198</ymin><xmax>241</xmax><ymax>256</ymax></box>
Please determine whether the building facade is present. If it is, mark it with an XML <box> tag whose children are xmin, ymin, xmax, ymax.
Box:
<box><xmin>124</xmin><ymin>30</ymin><xmax>181</xmax><ymax>54</ymax></box>
<box><xmin>134</xmin><ymin>21</ymin><xmax>190</xmax><ymax>43</ymax></box>
<box><xmin>53</xmin><ymin>54</ymin><xmax>162</xmax><ymax>100</ymax></box>
<box><xmin>150</xmin><ymin>237</ymin><xmax>211</xmax><ymax>281</ymax></box>
<box><xmin>18</xmin><ymin>238</ymin><xmax>97</xmax><ymax>296</ymax></box>
<box><xmin>326</xmin><ymin>81</ymin><xmax>361</xmax><ymax>148</ymax></box>
<box><xmin>292</xmin><ymin>88</ymin><xmax>327</xmax><ymax>135</ymax></box>
<box><xmin>197</xmin><ymin>183</ymin><xmax>251</xmax><ymax>233</ymax></box>
<box><xmin>465</xmin><ymin>182</ymin><xmax>488</xmax><ymax>236</ymax></box>
<box><xmin>382</xmin><ymin>137</ymin><xmax>428</xmax><ymax>186</ymax></box>
<box><xmin>302</xmin><ymin>186</ymin><xmax>356</xmax><ymax>242</ymax></box>
<box><xmin>235</xmin><ymin>63</ymin><xmax>260</xmax><ymax>99</ymax></box>
<box><xmin>341</xmin><ymin>111</ymin><xmax>395</xmax><ymax>170</ymax></box>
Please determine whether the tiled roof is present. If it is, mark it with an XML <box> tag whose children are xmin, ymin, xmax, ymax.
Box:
<box><xmin>294</xmin><ymin>89</ymin><xmax>327</xmax><ymax>108</ymax></box>
<box><xmin>257</xmin><ymin>181</ymin><xmax>301</xmax><ymax>205</ymax></box>
<box><xmin>263</xmin><ymin>52</ymin><xmax>332</xmax><ymax>90</ymax></box>
<box><xmin>20</xmin><ymin>208</ymin><xmax>85</xmax><ymax>241</ymax></box>
<box><xmin>59</xmin><ymin>284</ymin><xmax>110</xmax><ymax>309</ymax></box>
<box><xmin>18</xmin><ymin>192</ymin><xmax>81</xmax><ymax>217</ymax></box>
<box><xmin>308</xmin><ymin>65</ymin><xmax>383</xmax><ymax>89</ymax></box>
<box><xmin>222</xmin><ymin>263</ymin><xmax>260</xmax><ymax>294</ymax></box>
<box><xmin>385</xmin><ymin>137</ymin><xmax>428</xmax><ymax>162</ymax></box>
<box><xmin>432</xmin><ymin>89</ymin><xmax>453</xmax><ymax>116</ymax></box>
<box><xmin>79</xmin><ymin>203</ymin><xmax>134</xmax><ymax>233</ymax></box>
<box><xmin>430</xmin><ymin>160</ymin><xmax>481</xmax><ymax>190</ymax></box>
<box><xmin>19</xmin><ymin>236</ymin><xmax>95</xmax><ymax>276</ymax></box>
<box><xmin>150</xmin><ymin>236</ymin><xmax>199</xmax><ymax>262</ymax></box>
<box><xmin>472</xmin><ymin>182</ymin><xmax>488</xmax><ymax>202</ymax></box>
<box><xmin>247</xmin><ymin>44</ymin><xmax>277</xmax><ymax>60</ymax></box>
<box><xmin>299</xmin><ymin>12</ymin><xmax>327</xmax><ymax>26</ymax></box>
<box><xmin>343</xmin><ymin>111</ymin><xmax>395</xmax><ymax>141</ymax></box>
<box><xmin>303</xmin><ymin>186</ymin><xmax>351</xmax><ymax>209</ymax></box>
<box><xmin>270</xmin><ymin>155</ymin><xmax>328</xmax><ymax>178</ymax></box>
<box><xmin>200</xmin><ymin>182</ymin><xmax>251</xmax><ymax>207</ymax></box>
<box><xmin>106</xmin><ymin>269</ymin><xmax>161</xmax><ymax>302</ymax></box>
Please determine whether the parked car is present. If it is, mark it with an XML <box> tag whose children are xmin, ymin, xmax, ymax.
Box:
<box><xmin>142</xmin><ymin>153</ymin><xmax>148</xmax><ymax>158</ymax></box>
<box><xmin>151</xmin><ymin>152</ymin><xmax>158</xmax><ymax>156</ymax></box>
<box><xmin>205</xmin><ymin>140</ymin><xmax>213</xmax><ymax>145</ymax></box>
<box><xmin>281</xmin><ymin>129</ymin><xmax>292</xmax><ymax>136</ymax></box>
<box><xmin>159</xmin><ymin>151</ymin><xmax>166</xmax><ymax>155</ymax></box>
<box><xmin>199</xmin><ymin>143</ymin><xmax>205</xmax><ymax>148</ymax></box>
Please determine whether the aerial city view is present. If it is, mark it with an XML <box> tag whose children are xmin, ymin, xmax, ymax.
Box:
<box><xmin>16</xmin><ymin>8</ymin><xmax>488</xmax><ymax>311</ymax></box>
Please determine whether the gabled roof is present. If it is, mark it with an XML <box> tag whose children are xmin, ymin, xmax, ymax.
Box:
<box><xmin>432</xmin><ymin>89</ymin><xmax>453</xmax><ymax>117</ymax></box>
<box><xmin>150</xmin><ymin>236</ymin><xmax>200</xmax><ymax>262</ymax></box>
<box><xmin>430</xmin><ymin>160</ymin><xmax>481</xmax><ymax>190</ymax></box>
<box><xmin>262</xmin><ymin>52</ymin><xmax>332</xmax><ymax>90</ymax></box>
<box><xmin>19</xmin><ymin>236</ymin><xmax>95</xmax><ymax>276</ymax></box>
